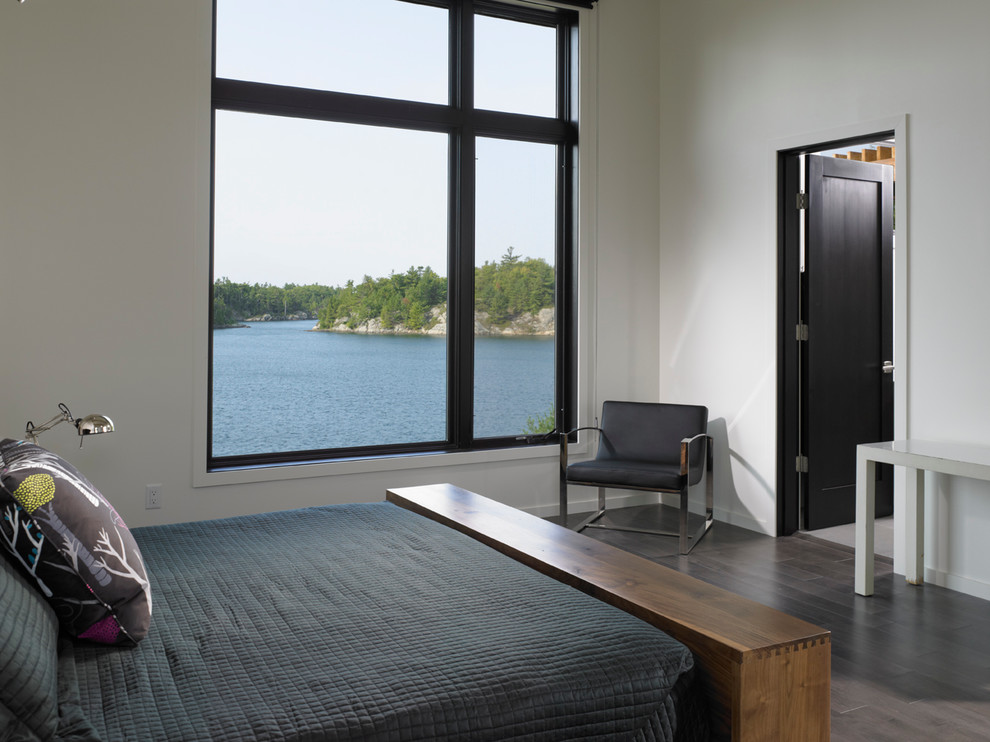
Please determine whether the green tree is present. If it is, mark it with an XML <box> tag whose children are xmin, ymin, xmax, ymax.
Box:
<box><xmin>473</xmin><ymin>250</ymin><xmax>554</xmax><ymax>326</ymax></box>
<box><xmin>213</xmin><ymin>296</ymin><xmax>233</xmax><ymax>328</ymax></box>
<box><xmin>501</xmin><ymin>246</ymin><xmax>520</xmax><ymax>266</ymax></box>
<box><xmin>523</xmin><ymin>405</ymin><xmax>556</xmax><ymax>435</ymax></box>
<box><xmin>297</xmin><ymin>251</ymin><xmax>552</xmax><ymax>332</ymax></box>
<box><xmin>380</xmin><ymin>291</ymin><xmax>403</xmax><ymax>329</ymax></box>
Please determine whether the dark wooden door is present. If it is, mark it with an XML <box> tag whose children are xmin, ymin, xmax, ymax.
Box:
<box><xmin>802</xmin><ymin>155</ymin><xmax>894</xmax><ymax>530</ymax></box>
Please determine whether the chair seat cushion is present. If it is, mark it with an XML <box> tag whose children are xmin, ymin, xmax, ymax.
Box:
<box><xmin>567</xmin><ymin>459</ymin><xmax>685</xmax><ymax>492</ymax></box>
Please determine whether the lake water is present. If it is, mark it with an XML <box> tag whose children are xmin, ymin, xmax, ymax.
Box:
<box><xmin>212</xmin><ymin>321</ymin><xmax>554</xmax><ymax>457</ymax></box>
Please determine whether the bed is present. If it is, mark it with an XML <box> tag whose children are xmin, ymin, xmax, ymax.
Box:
<box><xmin>1</xmin><ymin>466</ymin><xmax>829</xmax><ymax>741</ymax></box>
<box><xmin>388</xmin><ymin>485</ymin><xmax>831</xmax><ymax>742</ymax></box>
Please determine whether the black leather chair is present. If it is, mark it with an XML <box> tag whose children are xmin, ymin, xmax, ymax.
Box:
<box><xmin>559</xmin><ymin>401</ymin><xmax>713</xmax><ymax>554</ymax></box>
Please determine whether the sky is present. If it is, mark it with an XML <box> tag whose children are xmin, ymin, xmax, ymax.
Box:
<box><xmin>213</xmin><ymin>0</ymin><xmax>558</xmax><ymax>288</ymax></box>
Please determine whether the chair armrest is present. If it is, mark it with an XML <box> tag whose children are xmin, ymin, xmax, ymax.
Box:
<box><xmin>564</xmin><ymin>426</ymin><xmax>604</xmax><ymax>438</ymax></box>
<box><xmin>679</xmin><ymin>432</ymin><xmax>712</xmax><ymax>481</ymax></box>
<box><xmin>558</xmin><ymin>426</ymin><xmax>603</xmax><ymax>522</ymax></box>
<box><xmin>518</xmin><ymin>425</ymin><xmax>598</xmax><ymax>445</ymax></box>
<box><xmin>560</xmin><ymin>426</ymin><xmax>604</xmax><ymax>467</ymax></box>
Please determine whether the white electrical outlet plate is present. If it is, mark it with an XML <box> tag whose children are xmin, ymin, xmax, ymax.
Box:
<box><xmin>146</xmin><ymin>484</ymin><xmax>163</xmax><ymax>509</ymax></box>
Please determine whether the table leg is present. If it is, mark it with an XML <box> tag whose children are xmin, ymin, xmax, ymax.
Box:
<box><xmin>904</xmin><ymin>467</ymin><xmax>925</xmax><ymax>585</ymax></box>
<box><xmin>855</xmin><ymin>453</ymin><xmax>876</xmax><ymax>596</ymax></box>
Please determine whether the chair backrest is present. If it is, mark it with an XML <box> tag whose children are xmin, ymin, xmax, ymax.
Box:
<box><xmin>596</xmin><ymin>401</ymin><xmax>708</xmax><ymax>472</ymax></box>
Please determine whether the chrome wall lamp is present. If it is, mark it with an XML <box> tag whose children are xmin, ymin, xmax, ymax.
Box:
<box><xmin>25</xmin><ymin>402</ymin><xmax>115</xmax><ymax>448</ymax></box>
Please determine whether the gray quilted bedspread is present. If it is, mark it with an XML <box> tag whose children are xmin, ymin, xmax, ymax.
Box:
<box><xmin>58</xmin><ymin>502</ymin><xmax>701</xmax><ymax>741</ymax></box>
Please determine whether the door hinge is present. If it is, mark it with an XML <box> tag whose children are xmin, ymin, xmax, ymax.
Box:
<box><xmin>795</xmin><ymin>323</ymin><xmax>809</xmax><ymax>341</ymax></box>
<box><xmin>796</xmin><ymin>455</ymin><xmax>809</xmax><ymax>473</ymax></box>
<box><xmin>796</xmin><ymin>192</ymin><xmax>809</xmax><ymax>210</ymax></box>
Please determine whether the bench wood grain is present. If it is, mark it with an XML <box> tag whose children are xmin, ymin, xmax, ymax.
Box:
<box><xmin>387</xmin><ymin>483</ymin><xmax>830</xmax><ymax>742</ymax></box>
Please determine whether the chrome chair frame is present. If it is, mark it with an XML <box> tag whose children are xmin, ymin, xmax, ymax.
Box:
<box><xmin>559</xmin><ymin>427</ymin><xmax>714</xmax><ymax>555</ymax></box>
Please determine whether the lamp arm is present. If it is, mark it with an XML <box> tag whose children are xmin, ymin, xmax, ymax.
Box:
<box><xmin>25</xmin><ymin>403</ymin><xmax>75</xmax><ymax>443</ymax></box>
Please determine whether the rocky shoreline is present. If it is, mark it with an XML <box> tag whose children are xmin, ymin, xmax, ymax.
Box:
<box><xmin>214</xmin><ymin>310</ymin><xmax>312</xmax><ymax>330</ymax></box>
<box><xmin>216</xmin><ymin>307</ymin><xmax>554</xmax><ymax>336</ymax></box>
<box><xmin>312</xmin><ymin>307</ymin><xmax>553</xmax><ymax>337</ymax></box>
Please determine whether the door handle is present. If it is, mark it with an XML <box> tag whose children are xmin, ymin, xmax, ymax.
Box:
<box><xmin>882</xmin><ymin>361</ymin><xmax>895</xmax><ymax>374</ymax></box>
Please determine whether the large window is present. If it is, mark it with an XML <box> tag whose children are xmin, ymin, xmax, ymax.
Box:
<box><xmin>210</xmin><ymin>0</ymin><xmax>578</xmax><ymax>469</ymax></box>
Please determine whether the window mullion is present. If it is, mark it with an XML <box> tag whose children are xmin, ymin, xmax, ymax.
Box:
<box><xmin>213</xmin><ymin>79</ymin><xmax>460</xmax><ymax>132</ymax></box>
<box><xmin>558</xmin><ymin>19</ymin><xmax>578</xmax><ymax>437</ymax></box>
<box><xmin>449</xmin><ymin>132</ymin><xmax>475</xmax><ymax>449</ymax></box>
<box><xmin>449</xmin><ymin>0</ymin><xmax>476</xmax><ymax>449</ymax></box>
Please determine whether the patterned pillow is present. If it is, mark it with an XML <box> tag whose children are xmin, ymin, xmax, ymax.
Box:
<box><xmin>0</xmin><ymin>439</ymin><xmax>151</xmax><ymax>645</ymax></box>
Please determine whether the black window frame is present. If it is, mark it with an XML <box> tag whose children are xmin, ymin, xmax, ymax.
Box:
<box><xmin>208</xmin><ymin>0</ymin><xmax>579</xmax><ymax>471</ymax></box>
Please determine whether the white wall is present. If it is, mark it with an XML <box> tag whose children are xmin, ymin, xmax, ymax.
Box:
<box><xmin>659</xmin><ymin>0</ymin><xmax>990</xmax><ymax>596</ymax></box>
<box><xmin>593</xmin><ymin>2</ymin><xmax>662</xmax><ymax>403</ymax></box>
<box><xmin>0</xmin><ymin>2</ymin><xmax>661</xmax><ymax>526</ymax></box>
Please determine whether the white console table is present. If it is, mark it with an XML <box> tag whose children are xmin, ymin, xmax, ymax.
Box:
<box><xmin>855</xmin><ymin>440</ymin><xmax>990</xmax><ymax>596</ymax></box>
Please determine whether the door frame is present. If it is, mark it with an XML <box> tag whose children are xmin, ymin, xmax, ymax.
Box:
<box><xmin>774</xmin><ymin>116</ymin><xmax>909</xmax><ymax>537</ymax></box>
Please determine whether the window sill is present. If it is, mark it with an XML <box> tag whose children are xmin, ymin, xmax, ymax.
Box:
<box><xmin>193</xmin><ymin>441</ymin><xmax>585</xmax><ymax>488</ymax></box>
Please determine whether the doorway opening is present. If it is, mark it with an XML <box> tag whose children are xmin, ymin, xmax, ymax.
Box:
<box><xmin>777</xmin><ymin>133</ymin><xmax>897</xmax><ymax>549</ymax></box>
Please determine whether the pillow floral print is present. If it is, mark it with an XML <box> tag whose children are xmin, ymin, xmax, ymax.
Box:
<box><xmin>0</xmin><ymin>439</ymin><xmax>151</xmax><ymax>644</ymax></box>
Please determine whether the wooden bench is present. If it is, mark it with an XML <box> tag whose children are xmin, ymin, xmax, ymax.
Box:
<box><xmin>388</xmin><ymin>483</ymin><xmax>830</xmax><ymax>742</ymax></box>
